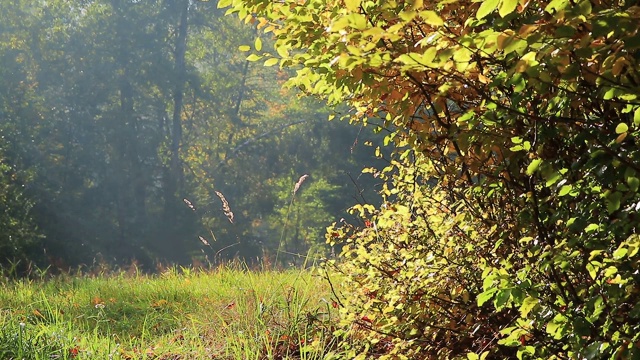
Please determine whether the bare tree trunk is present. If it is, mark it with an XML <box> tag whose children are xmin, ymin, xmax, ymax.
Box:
<box><xmin>110</xmin><ymin>0</ymin><xmax>147</xmax><ymax>261</ymax></box>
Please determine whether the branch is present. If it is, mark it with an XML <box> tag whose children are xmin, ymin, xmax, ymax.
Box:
<box><xmin>215</xmin><ymin>119</ymin><xmax>310</xmax><ymax>170</ymax></box>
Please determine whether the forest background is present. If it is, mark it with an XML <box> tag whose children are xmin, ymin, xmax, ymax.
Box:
<box><xmin>0</xmin><ymin>0</ymin><xmax>386</xmax><ymax>273</ymax></box>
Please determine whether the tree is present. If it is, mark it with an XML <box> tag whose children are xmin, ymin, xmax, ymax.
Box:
<box><xmin>0</xmin><ymin>135</ymin><xmax>42</xmax><ymax>272</ymax></box>
<box><xmin>223</xmin><ymin>0</ymin><xmax>640</xmax><ymax>358</ymax></box>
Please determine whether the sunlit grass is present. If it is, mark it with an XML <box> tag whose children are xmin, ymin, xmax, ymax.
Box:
<box><xmin>0</xmin><ymin>264</ymin><xmax>341</xmax><ymax>359</ymax></box>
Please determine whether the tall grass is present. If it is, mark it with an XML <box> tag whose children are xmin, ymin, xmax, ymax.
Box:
<box><xmin>0</xmin><ymin>264</ymin><xmax>340</xmax><ymax>359</ymax></box>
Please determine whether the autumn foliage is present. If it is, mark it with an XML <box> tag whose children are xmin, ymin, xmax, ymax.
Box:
<box><xmin>223</xmin><ymin>0</ymin><xmax>640</xmax><ymax>358</ymax></box>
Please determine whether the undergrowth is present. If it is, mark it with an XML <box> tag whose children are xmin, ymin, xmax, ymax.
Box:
<box><xmin>0</xmin><ymin>263</ymin><xmax>340</xmax><ymax>359</ymax></box>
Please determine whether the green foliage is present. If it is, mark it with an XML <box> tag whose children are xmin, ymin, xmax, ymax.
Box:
<box><xmin>0</xmin><ymin>266</ymin><xmax>339</xmax><ymax>359</ymax></box>
<box><xmin>222</xmin><ymin>0</ymin><xmax>640</xmax><ymax>358</ymax></box>
<box><xmin>326</xmin><ymin>152</ymin><xmax>493</xmax><ymax>358</ymax></box>
<box><xmin>0</xmin><ymin>322</ymin><xmax>71</xmax><ymax>360</ymax></box>
<box><xmin>0</xmin><ymin>144</ymin><xmax>42</xmax><ymax>271</ymax></box>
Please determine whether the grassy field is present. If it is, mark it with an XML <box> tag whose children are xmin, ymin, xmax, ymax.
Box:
<box><xmin>0</xmin><ymin>264</ymin><xmax>341</xmax><ymax>359</ymax></box>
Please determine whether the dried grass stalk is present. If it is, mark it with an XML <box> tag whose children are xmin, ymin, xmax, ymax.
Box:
<box><xmin>293</xmin><ymin>174</ymin><xmax>309</xmax><ymax>195</ymax></box>
<box><xmin>198</xmin><ymin>236</ymin><xmax>211</xmax><ymax>246</ymax></box>
<box><xmin>214</xmin><ymin>191</ymin><xmax>234</xmax><ymax>223</ymax></box>
<box><xmin>183</xmin><ymin>198</ymin><xmax>196</xmax><ymax>211</ymax></box>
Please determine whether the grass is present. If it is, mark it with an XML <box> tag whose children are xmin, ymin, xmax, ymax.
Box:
<box><xmin>0</xmin><ymin>264</ymin><xmax>342</xmax><ymax>359</ymax></box>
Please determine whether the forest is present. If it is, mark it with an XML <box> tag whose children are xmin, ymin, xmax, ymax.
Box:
<box><xmin>2</xmin><ymin>0</ymin><xmax>640</xmax><ymax>358</ymax></box>
<box><xmin>0</xmin><ymin>0</ymin><xmax>385</xmax><ymax>272</ymax></box>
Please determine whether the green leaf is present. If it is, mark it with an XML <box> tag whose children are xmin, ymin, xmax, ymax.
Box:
<box><xmin>518</xmin><ymin>347</ymin><xmax>536</xmax><ymax>359</ymax></box>
<box><xmin>515</xmin><ymin>52</ymin><xmax>539</xmax><ymax>73</ymax></box>
<box><xmin>494</xmin><ymin>289</ymin><xmax>511</xmax><ymax>310</ymax></box>
<box><xmin>477</xmin><ymin>0</ymin><xmax>499</xmax><ymax>19</ymax></box>
<box><xmin>503</xmin><ymin>38</ymin><xmax>528</xmax><ymax>55</ymax></box>
<box><xmin>603</xmin><ymin>266</ymin><xmax>617</xmax><ymax>277</ymax></box>
<box><xmin>603</xmin><ymin>87</ymin><xmax>619</xmax><ymax>100</ymax></box>
<box><xmin>545</xmin><ymin>172</ymin><xmax>562</xmax><ymax>187</ymax></box>
<box><xmin>546</xmin><ymin>314</ymin><xmax>568</xmax><ymax>340</ymax></box>
<box><xmin>613</xmin><ymin>247</ymin><xmax>628</xmax><ymax>260</ymax></box>
<box><xmin>396</xmin><ymin>53</ymin><xmax>424</xmax><ymax>67</ymax></box>
<box><xmin>519</xmin><ymin>296</ymin><xmax>539</xmax><ymax>317</ymax></box>
<box><xmin>581</xmin><ymin>341</ymin><xmax>605</xmax><ymax>360</ymax></box>
<box><xmin>246</xmin><ymin>54</ymin><xmax>262</xmax><ymax>62</ymax></box>
<box><xmin>559</xmin><ymin>184</ymin><xmax>572</xmax><ymax>196</ymax></box>
<box><xmin>263</xmin><ymin>58</ymin><xmax>279</xmax><ymax>67</ymax></box>
<box><xmin>627</xmin><ymin>177</ymin><xmax>639</xmax><ymax>192</ymax></box>
<box><xmin>545</xmin><ymin>0</ymin><xmax>570</xmax><ymax>13</ymax></box>
<box><xmin>606</xmin><ymin>191</ymin><xmax>622</xmax><ymax>214</ymax></box>
<box><xmin>526</xmin><ymin>159</ymin><xmax>542</xmax><ymax>175</ymax></box>
<box><xmin>572</xmin><ymin>317</ymin><xmax>592</xmax><ymax>337</ymax></box>
<box><xmin>586</xmin><ymin>262</ymin><xmax>600</xmax><ymax>280</ymax></box>
<box><xmin>615</xmin><ymin>123</ymin><xmax>629</xmax><ymax>134</ymax></box>
<box><xmin>575</xmin><ymin>0</ymin><xmax>592</xmax><ymax>15</ymax></box>
<box><xmin>585</xmin><ymin>223</ymin><xmax>600</xmax><ymax>233</ymax></box>
<box><xmin>519</xmin><ymin>236</ymin><xmax>533</xmax><ymax>244</ymax></box>
<box><xmin>499</xmin><ymin>0</ymin><xmax>518</xmax><ymax>17</ymax></box>
<box><xmin>467</xmin><ymin>351</ymin><xmax>490</xmax><ymax>360</ymax></box>
<box><xmin>347</xmin><ymin>13</ymin><xmax>368</xmax><ymax>29</ymax></box>
<box><xmin>238</xmin><ymin>45</ymin><xmax>251</xmax><ymax>52</ymax></box>
<box><xmin>634</xmin><ymin>108</ymin><xmax>640</xmax><ymax>126</ymax></box>
<box><xmin>477</xmin><ymin>288</ymin><xmax>497</xmax><ymax>306</ymax></box>
<box><xmin>555</xmin><ymin>26</ymin><xmax>576</xmax><ymax>37</ymax></box>
<box><xmin>217</xmin><ymin>0</ymin><xmax>232</xmax><ymax>8</ymax></box>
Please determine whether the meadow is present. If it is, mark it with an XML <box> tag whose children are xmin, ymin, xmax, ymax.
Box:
<box><xmin>0</xmin><ymin>264</ymin><xmax>341</xmax><ymax>359</ymax></box>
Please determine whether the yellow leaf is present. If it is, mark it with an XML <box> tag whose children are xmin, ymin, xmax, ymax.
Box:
<box><xmin>264</xmin><ymin>58</ymin><xmax>279</xmax><ymax>67</ymax></box>
<box><xmin>419</xmin><ymin>10</ymin><xmax>444</xmax><ymax>26</ymax></box>
<box><xmin>615</xmin><ymin>123</ymin><xmax>628</xmax><ymax>134</ymax></box>
<box><xmin>344</xmin><ymin>0</ymin><xmax>361</xmax><ymax>11</ymax></box>
<box><xmin>276</xmin><ymin>46</ymin><xmax>289</xmax><ymax>58</ymax></box>
<box><xmin>499</xmin><ymin>0</ymin><xmax>518</xmax><ymax>17</ymax></box>
<box><xmin>399</xmin><ymin>10</ymin><xmax>417</xmax><ymax>22</ymax></box>
<box><xmin>477</xmin><ymin>0</ymin><xmax>499</xmax><ymax>19</ymax></box>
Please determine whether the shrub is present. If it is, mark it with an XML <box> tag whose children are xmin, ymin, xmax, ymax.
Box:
<box><xmin>222</xmin><ymin>0</ymin><xmax>640</xmax><ymax>357</ymax></box>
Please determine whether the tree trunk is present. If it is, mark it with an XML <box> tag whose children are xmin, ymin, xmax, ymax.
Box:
<box><xmin>167</xmin><ymin>0</ymin><xmax>189</xmax><ymax>203</ymax></box>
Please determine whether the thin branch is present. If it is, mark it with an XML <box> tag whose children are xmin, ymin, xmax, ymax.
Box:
<box><xmin>215</xmin><ymin>119</ymin><xmax>310</xmax><ymax>170</ymax></box>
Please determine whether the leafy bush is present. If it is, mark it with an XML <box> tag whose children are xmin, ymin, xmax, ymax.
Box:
<box><xmin>223</xmin><ymin>0</ymin><xmax>640</xmax><ymax>358</ymax></box>
<box><xmin>327</xmin><ymin>153</ymin><xmax>500</xmax><ymax>358</ymax></box>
